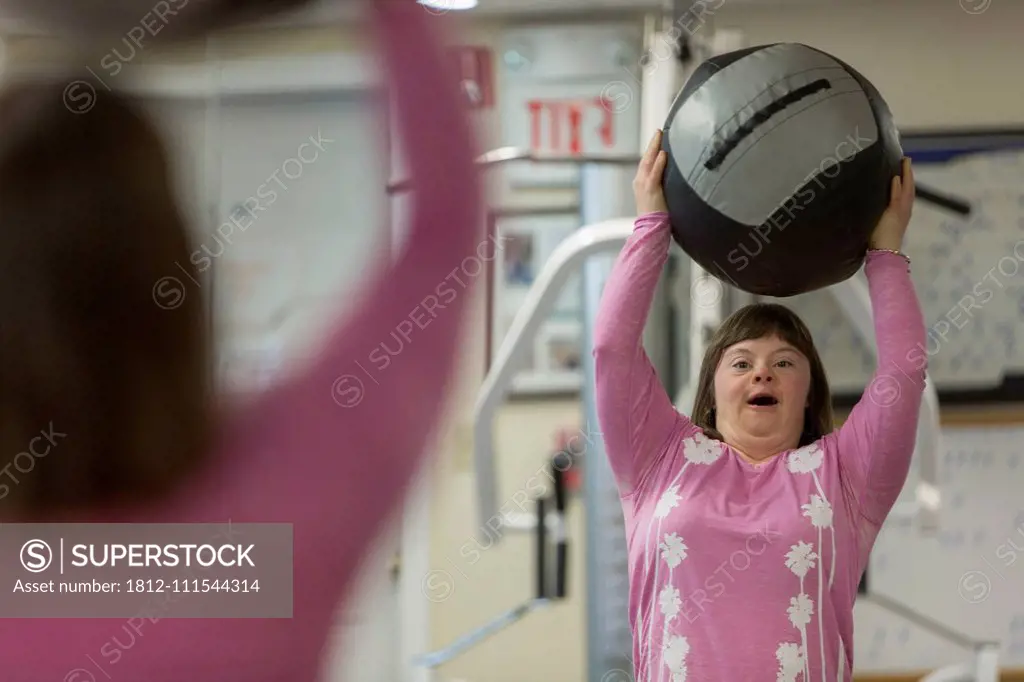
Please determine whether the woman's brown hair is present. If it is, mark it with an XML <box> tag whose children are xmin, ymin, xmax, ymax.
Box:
<box><xmin>691</xmin><ymin>303</ymin><xmax>833</xmax><ymax>445</ymax></box>
<box><xmin>0</xmin><ymin>78</ymin><xmax>212</xmax><ymax>519</ymax></box>
<box><xmin>690</xmin><ymin>302</ymin><xmax>872</xmax><ymax>536</ymax></box>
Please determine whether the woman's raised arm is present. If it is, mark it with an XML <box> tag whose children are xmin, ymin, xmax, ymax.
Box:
<box><xmin>835</xmin><ymin>159</ymin><xmax>927</xmax><ymax>545</ymax></box>
<box><xmin>593</xmin><ymin>133</ymin><xmax>696</xmax><ymax>496</ymax></box>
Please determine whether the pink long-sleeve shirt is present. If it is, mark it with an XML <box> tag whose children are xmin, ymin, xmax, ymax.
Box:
<box><xmin>1</xmin><ymin>2</ymin><xmax>481</xmax><ymax>680</ymax></box>
<box><xmin>593</xmin><ymin>212</ymin><xmax>926</xmax><ymax>682</ymax></box>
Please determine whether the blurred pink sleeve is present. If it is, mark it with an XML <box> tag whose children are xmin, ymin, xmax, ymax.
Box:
<box><xmin>212</xmin><ymin>0</ymin><xmax>482</xmax><ymax>607</ymax></box>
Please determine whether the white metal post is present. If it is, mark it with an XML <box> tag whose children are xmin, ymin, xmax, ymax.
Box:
<box><xmin>678</xmin><ymin>30</ymin><xmax>747</xmax><ymax>414</ymax></box>
<box><xmin>974</xmin><ymin>642</ymin><xmax>1001</xmax><ymax>682</ymax></box>
<box><xmin>391</xmin><ymin>84</ymin><xmax>433</xmax><ymax>682</ymax></box>
<box><xmin>640</xmin><ymin>14</ymin><xmax>684</xmax><ymax>391</ymax></box>
<box><xmin>579</xmin><ymin>164</ymin><xmax>640</xmax><ymax>682</ymax></box>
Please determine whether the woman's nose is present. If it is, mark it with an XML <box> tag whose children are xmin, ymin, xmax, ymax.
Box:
<box><xmin>753</xmin><ymin>368</ymin><xmax>773</xmax><ymax>382</ymax></box>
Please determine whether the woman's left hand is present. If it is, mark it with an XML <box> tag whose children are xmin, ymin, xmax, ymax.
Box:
<box><xmin>869</xmin><ymin>157</ymin><xmax>915</xmax><ymax>251</ymax></box>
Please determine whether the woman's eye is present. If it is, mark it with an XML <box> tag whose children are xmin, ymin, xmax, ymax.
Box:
<box><xmin>776</xmin><ymin>359</ymin><xmax>793</xmax><ymax>368</ymax></box>
<box><xmin>733</xmin><ymin>361</ymin><xmax>750</xmax><ymax>369</ymax></box>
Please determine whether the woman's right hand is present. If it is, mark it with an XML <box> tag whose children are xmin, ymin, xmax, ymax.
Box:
<box><xmin>633</xmin><ymin>130</ymin><xmax>669</xmax><ymax>215</ymax></box>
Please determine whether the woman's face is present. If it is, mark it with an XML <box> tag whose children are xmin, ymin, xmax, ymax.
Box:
<box><xmin>712</xmin><ymin>334</ymin><xmax>812</xmax><ymax>452</ymax></box>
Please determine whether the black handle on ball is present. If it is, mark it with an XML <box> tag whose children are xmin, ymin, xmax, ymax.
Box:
<box><xmin>914</xmin><ymin>183</ymin><xmax>972</xmax><ymax>216</ymax></box>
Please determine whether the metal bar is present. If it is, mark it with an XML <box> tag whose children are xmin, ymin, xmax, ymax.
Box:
<box><xmin>552</xmin><ymin>452</ymin><xmax>569</xmax><ymax>599</ymax></box>
<box><xmin>638</xmin><ymin>9</ymin><xmax>681</xmax><ymax>397</ymax></box>
<box><xmin>899</xmin><ymin>641</ymin><xmax>1000</xmax><ymax>682</ymax></box>
<box><xmin>582</xmin><ymin>222</ymin><xmax>616</xmax><ymax>682</ymax></box>
<box><xmin>580</xmin><ymin>162</ymin><xmax>637</xmax><ymax>682</ymax></box>
<box><xmin>917</xmin><ymin>185</ymin><xmax>972</xmax><ymax>216</ymax></box>
<box><xmin>862</xmin><ymin>592</ymin><xmax>981</xmax><ymax>651</ymax></box>
<box><xmin>490</xmin><ymin>206</ymin><xmax>582</xmax><ymax>219</ymax></box>
<box><xmin>485</xmin><ymin>212</ymin><xmax>496</xmax><ymax>380</ymax></box>
<box><xmin>975</xmin><ymin>642</ymin><xmax>1001</xmax><ymax>682</ymax></box>
<box><xmin>386</xmin><ymin>147</ymin><xmax>642</xmax><ymax>193</ymax></box>
<box><xmin>495</xmin><ymin>154</ymin><xmax>643</xmax><ymax>165</ymax></box>
<box><xmin>536</xmin><ymin>495</ymin><xmax>547</xmax><ymax>600</ymax></box>
<box><xmin>388</xmin><ymin>152</ymin><xmax>974</xmax><ymax>217</ymax></box>
<box><xmin>494</xmin><ymin>7</ymin><xmax>656</xmax><ymax>27</ymax></box>
<box><xmin>411</xmin><ymin>598</ymin><xmax>551</xmax><ymax>669</ymax></box>
<box><xmin>919</xmin><ymin>663</ymin><xmax>973</xmax><ymax>682</ymax></box>
<box><xmin>473</xmin><ymin>218</ymin><xmax>636</xmax><ymax>538</ymax></box>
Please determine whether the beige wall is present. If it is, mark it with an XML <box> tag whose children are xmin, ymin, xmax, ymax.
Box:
<box><xmin>709</xmin><ymin>0</ymin><xmax>1024</xmax><ymax>130</ymax></box>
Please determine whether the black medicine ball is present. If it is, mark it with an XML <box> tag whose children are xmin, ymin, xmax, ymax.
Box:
<box><xmin>661</xmin><ymin>43</ymin><xmax>903</xmax><ymax>297</ymax></box>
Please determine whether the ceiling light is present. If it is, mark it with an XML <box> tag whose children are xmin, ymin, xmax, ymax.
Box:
<box><xmin>417</xmin><ymin>0</ymin><xmax>478</xmax><ymax>12</ymax></box>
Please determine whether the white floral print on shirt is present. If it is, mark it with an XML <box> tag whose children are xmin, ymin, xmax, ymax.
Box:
<box><xmin>663</xmin><ymin>635</ymin><xmax>690</xmax><ymax>682</ymax></box>
<box><xmin>779</xmin><ymin>442</ymin><xmax>836</xmax><ymax>682</ymax></box>
<box><xmin>776</xmin><ymin>642</ymin><xmax>806</xmax><ymax>682</ymax></box>
<box><xmin>659</xmin><ymin>533</ymin><xmax>687</xmax><ymax>568</ymax></box>
<box><xmin>639</xmin><ymin>432</ymin><xmax>724</xmax><ymax>682</ymax></box>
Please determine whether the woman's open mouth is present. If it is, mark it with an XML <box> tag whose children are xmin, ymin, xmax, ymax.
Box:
<box><xmin>747</xmin><ymin>394</ymin><xmax>779</xmax><ymax>409</ymax></box>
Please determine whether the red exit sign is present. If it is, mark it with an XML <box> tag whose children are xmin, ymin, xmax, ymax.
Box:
<box><xmin>527</xmin><ymin>97</ymin><xmax>618</xmax><ymax>156</ymax></box>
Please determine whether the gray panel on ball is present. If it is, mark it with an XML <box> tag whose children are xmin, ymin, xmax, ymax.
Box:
<box><xmin>667</xmin><ymin>43</ymin><xmax>879</xmax><ymax>226</ymax></box>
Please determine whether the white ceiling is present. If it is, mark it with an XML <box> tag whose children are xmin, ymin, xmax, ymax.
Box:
<box><xmin>0</xmin><ymin>0</ymin><xmax>853</xmax><ymax>37</ymax></box>
<box><xmin>456</xmin><ymin>0</ymin><xmax>852</xmax><ymax>13</ymax></box>
<box><xmin>270</xmin><ymin>0</ymin><xmax>868</xmax><ymax>30</ymax></box>
<box><xmin>224</xmin><ymin>0</ymin><xmax>666</xmax><ymax>28</ymax></box>
<box><xmin>242</xmin><ymin>0</ymin><xmax>862</xmax><ymax>33</ymax></box>
<box><xmin>0</xmin><ymin>0</ymin><xmax>651</xmax><ymax>35</ymax></box>
<box><xmin>279</xmin><ymin>0</ymin><xmax>842</xmax><ymax>22</ymax></box>
<box><xmin>408</xmin><ymin>0</ymin><xmax>664</xmax><ymax>16</ymax></box>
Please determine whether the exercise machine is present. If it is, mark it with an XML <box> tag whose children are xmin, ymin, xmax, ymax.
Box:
<box><xmin>410</xmin><ymin>450</ymin><xmax>572</xmax><ymax>675</ymax></box>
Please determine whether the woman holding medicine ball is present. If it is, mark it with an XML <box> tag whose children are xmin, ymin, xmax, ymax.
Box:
<box><xmin>594</xmin><ymin>130</ymin><xmax>924</xmax><ymax>681</ymax></box>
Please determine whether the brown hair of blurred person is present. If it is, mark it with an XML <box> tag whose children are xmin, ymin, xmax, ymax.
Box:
<box><xmin>0</xmin><ymin>78</ymin><xmax>212</xmax><ymax>520</ymax></box>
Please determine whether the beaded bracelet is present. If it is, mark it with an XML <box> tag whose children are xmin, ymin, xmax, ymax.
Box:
<box><xmin>867</xmin><ymin>247</ymin><xmax>911</xmax><ymax>271</ymax></box>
